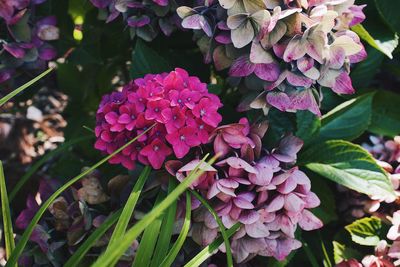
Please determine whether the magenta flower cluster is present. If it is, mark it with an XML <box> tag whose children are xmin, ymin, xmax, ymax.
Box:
<box><xmin>167</xmin><ymin>118</ymin><xmax>322</xmax><ymax>262</ymax></box>
<box><xmin>94</xmin><ymin>68</ymin><xmax>222</xmax><ymax>170</ymax></box>
<box><xmin>177</xmin><ymin>0</ymin><xmax>367</xmax><ymax>116</ymax></box>
<box><xmin>0</xmin><ymin>0</ymin><xmax>59</xmax><ymax>84</ymax></box>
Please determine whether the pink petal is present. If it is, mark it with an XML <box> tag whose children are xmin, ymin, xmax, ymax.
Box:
<box><xmin>254</xmin><ymin>63</ymin><xmax>280</xmax><ymax>81</ymax></box>
<box><xmin>298</xmin><ymin>210</ymin><xmax>323</xmax><ymax>231</ymax></box>
<box><xmin>245</xmin><ymin>220</ymin><xmax>270</xmax><ymax>238</ymax></box>
<box><xmin>229</xmin><ymin>56</ymin><xmax>256</xmax><ymax>77</ymax></box>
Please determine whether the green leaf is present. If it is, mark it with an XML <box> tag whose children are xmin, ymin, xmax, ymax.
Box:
<box><xmin>303</xmin><ymin>242</ymin><xmax>320</xmax><ymax>267</ymax></box>
<box><xmin>374</xmin><ymin>0</ymin><xmax>400</xmax><ymax>34</ymax></box>
<box><xmin>0</xmin><ymin>68</ymin><xmax>54</xmax><ymax>107</ymax></box>
<box><xmin>345</xmin><ymin>217</ymin><xmax>382</xmax><ymax>246</ymax></box>
<box><xmin>150</xmin><ymin>179</ymin><xmax>178</xmax><ymax>267</ymax></box>
<box><xmin>295</xmin><ymin>110</ymin><xmax>320</xmax><ymax>147</ymax></box>
<box><xmin>318</xmin><ymin>93</ymin><xmax>374</xmax><ymax>142</ymax></box>
<box><xmin>0</xmin><ymin>161</ymin><xmax>15</xmax><ymax>265</ymax></box>
<box><xmin>6</xmin><ymin>125</ymin><xmax>155</xmax><ymax>267</ymax></box>
<box><xmin>133</xmin><ymin>192</ymin><xmax>166</xmax><ymax>267</ymax></box>
<box><xmin>301</xmin><ymin>140</ymin><xmax>395</xmax><ymax>199</ymax></box>
<box><xmin>64</xmin><ymin>210</ymin><xmax>122</xmax><ymax>267</ymax></box>
<box><xmin>106</xmin><ymin>166</ymin><xmax>151</xmax><ymax>252</ymax></box>
<box><xmin>9</xmin><ymin>136</ymin><xmax>92</xmax><ymax>202</ymax></box>
<box><xmin>8</xmin><ymin>12</ymin><xmax>31</xmax><ymax>42</ymax></box>
<box><xmin>369</xmin><ymin>90</ymin><xmax>400</xmax><ymax>136</ymax></box>
<box><xmin>130</xmin><ymin>39</ymin><xmax>172</xmax><ymax>79</ymax></box>
<box><xmin>183</xmin><ymin>223</ymin><xmax>241</xmax><ymax>267</ymax></box>
<box><xmin>191</xmin><ymin>190</ymin><xmax>234</xmax><ymax>267</ymax></box>
<box><xmin>352</xmin><ymin>24</ymin><xmax>398</xmax><ymax>59</ymax></box>
<box><xmin>332</xmin><ymin>241</ymin><xmax>362</xmax><ymax>264</ymax></box>
<box><xmin>351</xmin><ymin>47</ymin><xmax>385</xmax><ymax>89</ymax></box>
<box><xmin>92</xmin><ymin>154</ymin><xmax>217</xmax><ymax>267</ymax></box>
<box><xmin>160</xmin><ymin>191</ymin><xmax>191</xmax><ymax>267</ymax></box>
<box><xmin>308</xmin><ymin>174</ymin><xmax>337</xmax><ymax>224</ymax></box>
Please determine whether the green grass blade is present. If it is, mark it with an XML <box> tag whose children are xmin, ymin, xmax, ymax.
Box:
<box><xmin>183</xmin><ymin>223</ymin><xmax>241</xmax><ymax>267</ymax></box>
<box><xmin>0</xmin><ymin>161</ymin><xmax>15</xmax><ymax>265</ymax></box>
<box><xmin>159</xmin><ymin>191</ymin><xmax>191</xmax><ymax>267</ymax></box>
<box><xmin>190</xmin><ymin>190</ymin><xmax>234</xmax><ymax>267</ymax></box>
<box><xmin>106</xmin><ymin>166</ymin><xmax>151</xmax><ymax>253</ymax></box>
<box><xmin>0</xmin><ymin>68</ymin><xmax>54</xmax><ymax>107</ymax></box>
<box><xmin>132</xmin><ymin>191</ymin><xmax>166</xmax><ymax>267</ymax></box>
<box><xmin>64</xmin><ymin>209</ymin><xmax>122</xmax><ymax>267</ymax></box>
<box><xmin>150</xmin><ymin>179</ymin><xmax>178</xmax><ymax>267</ymax></box>
<box><xmin>9</xmin><ymin>135</ymin><xmax>92</xmax><ymax>202</ymax></box>
<box><xmin>91</xmin><ymin>154</ymin><xmax>217</xmax><ymax>267</ymax></box>
<box><xmin>5</xmin><ymin>125</ymin><xmax>155</xmax><ymax>267</ymax></box>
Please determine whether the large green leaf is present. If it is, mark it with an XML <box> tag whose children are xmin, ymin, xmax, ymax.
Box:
<box><xmin>345</xmin><ymin>217</ymin><xmax>382</xmax><ymax>246</ymax></box>
<box><xmin>374</xmin><ymin>0</ymin><xmax>400</xmax><ymax>34</ymax></box>
<box><xmin>369</xmin><ymin>90</ymin><xmax>400</xmax><ymax>136</ymax></box>
<box><xmin>351</xmin><ymin>47</ymin><xmax>384</xmax><ymax>89</ymax></box>
<box><xmin>130</xmin><ymin>39</ymin><xmax>172</xmax><ymax>79</ymax></box>
<box><xmin>295</xmin><ymin>110</ymin><xmax>320</xmax><ymax>147</ymax></box>
<box><xmin>332</xmin><ymin>241</ymin><xmax>362</xmax><ymax>264</ymax></box>
<box><xmin>318</xmin><ymin>94</ymin><xmax>373</xmax><ymax>142</ymax></box>
<box><xmin>0</xmin><ymin>161</ymin><xmax>15</xmax><ymax>266</ymax></box>
<box><xmin>300</xmin><ymin>140</ymin><xmax>395</xmax><ymax>199</ymax></box>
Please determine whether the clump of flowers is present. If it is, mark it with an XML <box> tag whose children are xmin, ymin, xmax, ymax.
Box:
<box><xmin>94</xmin><ymin>68</ymin><xmax>222</xmax><ymax>170</ymax></box>
<box><xmin>89</xmin><ymin>0</ymin><xmax>189</xmax><ymax>41</ymax></box>
<box><xmin>338</xmin><ymin>136</ymin><xmax>400</xmax><ymax>221</ymax></box>
<box><xmin>167</xmin><ymin>118</ymin><xmax>322</xmax><ymax>262</ymax></box>
<box><xmin>177</xmin><ymin>0</ymin><xmax>367</xmax><ymax>116</ymax></box>
<box><xmin>0</xmin><ymin>0</ymin><xmax>59</xmax><ymax>85</ymax></box>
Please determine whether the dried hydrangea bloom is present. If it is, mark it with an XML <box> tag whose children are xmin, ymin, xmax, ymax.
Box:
<box><xmin>0</xmin><ymin>1</ymin><xmax>59</xmax><ymax>84</ymax></box>
<box><xmin>177</xmin><ymin>0</ymin><xmax>367</xmax><ymax>115</ymax></box>
<box><xmin>89</xmin><ymin>0</ymin><xmax>186</xmax><ymax>41</ymax></box>
<box><xmin>94</xmin><ymin>68</ymin><xmax>222</xmax><ymax>170</ymax></box>
<box><xmin>15</xmin><ymin>171</ymin><xmax>140</xmax><ymax>266</ymax></box>
<box><xmin>167</xmin><ymin>118</ymin><xmax>322</xmax><ymax>263</ymax></box>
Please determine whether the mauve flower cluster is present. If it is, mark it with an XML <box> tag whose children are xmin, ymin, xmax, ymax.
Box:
<box><xmin>167</xmin><ymin>118</ymin><xmax>323</xmax><ymax>263</ymax></box>
<box><xmin>338</xmin><ymin>136</ymin><xmax>400</xmax><ymax>221</ymax></box>
<box><xmin>177</xmin><ymin>0</ymin><xmax>367</xmax><ymax>116</ymax></box>
<box><xmin>0</xmin><ymin>0</ymin><xmax>59</xmax><ymax>84</ymax></box>
<box><xmin>94</xmin><ymin>68</ymin><xmax>222</xmax><ymax>170</ymax></box>
<box><xmin>89</xmin><ymin>0</ymin><xmax>190</xmax><ymax>41</ymax></box>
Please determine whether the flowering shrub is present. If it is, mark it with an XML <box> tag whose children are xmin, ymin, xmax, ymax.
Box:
<box><xmin>3</xmin><ymin>0</ymin><xmax>400</xmax><ymax>266</ymax></box>
<box><xmin>94</xmin><ymin>68</ymin><xmax>222</xmax><ymax>169</ymax></box>
<box><xmin>167</xmin><ymin>118</ymin><xmax>322</xmax><ymax>262</ymax></box>
<box><xmin>0</xmin><ymin>0</ymin><xmax>59</xmax><ymax>85</ymax></box>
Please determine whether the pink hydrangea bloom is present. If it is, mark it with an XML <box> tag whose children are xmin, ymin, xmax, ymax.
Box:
<box><xmin>95</xmin><ymin>68</ymin><xmax>222</xmax><ymax>170</ymax></box>
<box><xmin>168</xmin><ymin>118</ymin><xmax>322</xmax><ymax>263</ymax></box>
